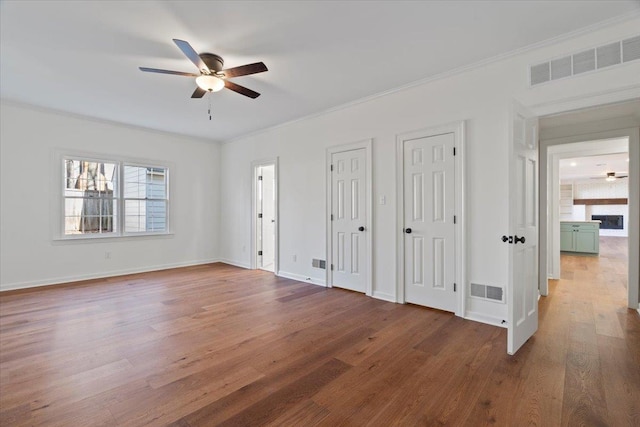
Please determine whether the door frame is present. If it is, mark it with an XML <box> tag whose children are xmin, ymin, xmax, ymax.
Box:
<box><xmin>251</xmin><ymin>158</ymin><xmax>279</xmax><ymax>273</ymax></box>
<box><xmin>326</xmin><ymin>139</ymin><xmax>373</xmax><ymax>295</ymax></box>
<box><xmin>395</xmin><ymin>121</ymin><xmax>466</xmax><ymax>317</ymax></box>
<box><xmin>541</xmin><ymin>131</ymin><xmax>638</xmax><ymax>308</ymax></box>
<box><xmin>532</xmin><ymin>89</ymin><xmax>640</xmax><ymax>311</ymax></box>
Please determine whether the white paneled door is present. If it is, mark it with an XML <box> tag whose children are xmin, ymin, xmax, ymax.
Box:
<box><xmin>331</xmin><ymin>148</ymin><xmax>367</xmax><ymax>293</ymax></box>
<box><xmin>507</xmin><ymin>101</ymin><xmax>539</xmax><ymax>355</ymax></box>
<box><xmin>403</xmin><ymin>133</ymin><xmax>456</xmax><ymax>312</ymax></box>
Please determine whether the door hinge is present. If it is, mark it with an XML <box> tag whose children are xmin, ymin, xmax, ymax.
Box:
<box><xmin>331</xmin><ymin>264</ymin><xmax>334</xmax><ymax>271</ymax></box>
<box><xmin>453</xmin><ymin>147</ymin><xmax>456</xmax><ymax>156</ymax></box>
<box><xmin>258</xmin><ymin>213</ymin><xmax>263</xmax><ymax>218</ymax></box>
<box><xmin>258</xmin><ymin>250</ymin><xmax>263</xmax><ymax>256</ymax></box>
<box><xmin>258</xmin><ymin>175</ymin><xmax>263</xmax><ymax>181</ymax></box>
<box><xmin>331</xmin><ymin>214</ymin><xmax>334</xmax><ymax>221</ymax></box>
<box><xmin>330</xmin><ymin>164</ymin><xmax>334</xmax><ymax>171</ymax></box>
<box><xmin>453</xmin><ymin>215</ymin><xmax>456</xmax><ymax>224</ymax></box>
<box><xmin>453</xmin><ymin>283</ymin><xmax>457</xmax><ymax>292</ymax></box>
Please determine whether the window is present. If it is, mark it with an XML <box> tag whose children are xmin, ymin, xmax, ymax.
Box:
<box><xmin>62</xmin><ymin>156</ymin><xmax>168</xmax><ymax>238</ymax></box>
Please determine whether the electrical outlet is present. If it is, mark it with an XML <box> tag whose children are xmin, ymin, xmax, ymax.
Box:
<box><xmin>105</xmin><ymin>251</ymin><xmax>111</xmax><ymax>259</ymax></box>
<box><xmin>292</xmin><ymin>254</ymin><xmax>297</xmax><ymax>262</ymax></box>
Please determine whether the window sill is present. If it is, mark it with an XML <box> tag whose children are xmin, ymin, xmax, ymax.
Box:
<box><xmin>52</xmin><ymin>232</ymin><xmax>174</xmax><ymax>244</ymax></box>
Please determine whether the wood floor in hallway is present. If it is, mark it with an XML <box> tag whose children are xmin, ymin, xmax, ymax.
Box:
<box><xmin>0</xmin><ymin>236</ymin><xmax>638</xmax><ymax>426</ymax></box>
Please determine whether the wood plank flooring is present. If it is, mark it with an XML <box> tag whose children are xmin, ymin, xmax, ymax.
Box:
<box><xmin>1</xmin><ymin>236</ymin><xmax>638</xmax><ymax>426</ymax></box>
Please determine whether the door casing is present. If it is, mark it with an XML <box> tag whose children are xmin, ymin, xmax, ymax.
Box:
<box><xmin>396</xmin><ymin>121</ymin><xmax>466</xmax><ymax>317</ymax></box>
<box><xmin>326</xmin><ymin>139</ymin><xmax>373</xmax><ymax>295</ymax></box>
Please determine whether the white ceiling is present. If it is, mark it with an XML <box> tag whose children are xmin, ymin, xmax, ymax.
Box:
<box><xmin>2</xmin><ymin>1</ymin><xmax>639</xmax><ymax>142</ymax></box>
<box><xmin>560</xmin><ymin>151</ymin><xmax>630</xmax><ymax>181</ymax></box>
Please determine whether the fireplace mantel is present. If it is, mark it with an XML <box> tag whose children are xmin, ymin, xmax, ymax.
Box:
<box><xmin>573</xmin><ymin>198</ymin><xmax>627</xmax><ymax>205</ymax></box>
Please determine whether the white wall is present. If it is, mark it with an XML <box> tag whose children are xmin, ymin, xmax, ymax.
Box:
<box><xmin>0</xmin><ymin>102</ymin><xmax>221</xmax><ymax>290</ymax></box>
<box><xmin>219</xmin><ymin>17</ymin><xmax>640</xmax><ymax>323</ymax></box>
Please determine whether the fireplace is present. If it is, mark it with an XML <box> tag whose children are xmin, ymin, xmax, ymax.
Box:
<box><xmin>591</xmin><ymin>215</ymin><xmax>623</xmax><ymax>230</ymax></box>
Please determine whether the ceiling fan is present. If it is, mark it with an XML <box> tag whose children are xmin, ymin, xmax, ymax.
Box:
<box><xmin>590</xmin><ymin>172</ymin><xmax>628</xmax><ymax>181</ymax></box>
<box><xmin>139</xmin><ymin>39</ymin><xmax>267</xmax><ymax>99</ymax></box>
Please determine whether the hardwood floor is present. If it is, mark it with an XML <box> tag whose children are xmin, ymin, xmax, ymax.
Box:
<box><xmin>1</xmin><ymin>237</ymin><xmax>638</xmax><ymax>426</ymax></box>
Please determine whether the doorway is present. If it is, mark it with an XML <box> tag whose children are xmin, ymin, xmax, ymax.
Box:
<box><xmin>539</xmin><ymin>100</ymin><xmax>640</xmax><ymax>310</ymax></box>
<box><xmin>252</xmin><ymin>160</ymin><xmax>278</xmax><ymax>273</ymax></box>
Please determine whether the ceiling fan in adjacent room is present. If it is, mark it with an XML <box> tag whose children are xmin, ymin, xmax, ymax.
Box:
<box><xmin>590</xmin><ymin>172</ymin><xmax>628</xmax><ymax>182</ymax></box>
<box><xmin>139</xmin><ymin>39</ymin><xmax>268</xmax><ymax>99</ymax></box>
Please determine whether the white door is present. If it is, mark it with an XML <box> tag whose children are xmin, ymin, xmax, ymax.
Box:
<box><xmin>507</xmin><ymin>101</ymin><xmax>539</xmax><ymax>355</ymax></box>
<box><xmin>331</xmin><ymin>148</ymin><xmax>367</xmax><ymax>293</ymax></box>
<box><xmin>258</xmin><ymin>165</ymin><xmax>275</xmax><ymax>272</ymax></box>
<box><xmin>403</xmin><ymin>133</ymin><xmax>456</xmax><ymax>312</ymax></box>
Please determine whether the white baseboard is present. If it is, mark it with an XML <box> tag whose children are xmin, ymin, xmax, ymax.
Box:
<box><xmin>464</xmin><ymin>311</ymin><xmax>507</xmax><ymax>328</ymax></box>
<box><xmin>372</xmin><ymin>291</ymin><xmax>396</xmax><ymax>302</ymax></box>
<box><xmin>0</xmin><ymin>258</ymin><xmax>221</xmax><ymax>292</ymax></box>
<box><xmin>218</xmin><ymin>258</ymin><xmax>251</xmax><ymax>269</ymax></box>
<box><xmin>277</xmin><ymin>271</ymin><xmax>326</xmax><ymax>287</ymax></box>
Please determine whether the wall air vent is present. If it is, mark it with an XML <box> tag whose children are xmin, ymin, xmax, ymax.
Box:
<box><xmin>470</xmin><ymin>283</ymin><xmax>505</xmax><ymax>303</ymax></box>
<box><xmin>529</xmin><ymin>34</ymin><xmax>639</xmax><ymax>87</ymax></box>
<box><xmin>312</xmin><ymin>259</ymin><xmax>326</xmax><ymax>269</ymax></box>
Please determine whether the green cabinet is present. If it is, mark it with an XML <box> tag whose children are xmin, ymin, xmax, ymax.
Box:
<box><xmin>560</xmin><ymin>222</ymin><xmax>599</xmax><ymax>254</ymax></box>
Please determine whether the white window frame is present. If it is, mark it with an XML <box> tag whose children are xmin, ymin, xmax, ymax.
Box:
<box><xmin>54</xmin><ymin>150</ymin><xmax>171</xmax><ymax>241</ymax></box>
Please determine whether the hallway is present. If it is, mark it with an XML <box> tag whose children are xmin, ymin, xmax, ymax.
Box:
<box><xmin>546</xmin><ymin>236</ymin><xmax>639</xmax><ymax>425</ymax></box>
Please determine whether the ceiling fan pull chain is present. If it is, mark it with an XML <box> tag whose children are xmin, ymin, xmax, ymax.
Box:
<box><xmin>208</xmin><ymin>92</ymin><xmax>212</xmax><ymax>121</ymax></box>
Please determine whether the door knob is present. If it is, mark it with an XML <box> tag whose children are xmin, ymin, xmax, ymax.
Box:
<box><xmin>502</xmin><ymin>235</ymin><xmax>509</xmax><ymax>243</ymax></box>
<box><xmin>514</xmin><ymin>235</ymin><xmax>526</xmax><ymax>244</ymax></box>
<box><xmin>405</xmin><ymin>228</ymin><xmax>412</xmax><ymax>234</ymax></box>
<box><xmin>358</xmin><ymin>226</ymin><xmax>365</xmax><ymax>232</ymax></box>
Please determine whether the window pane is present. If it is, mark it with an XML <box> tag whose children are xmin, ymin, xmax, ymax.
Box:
<box><xmin>123</xmin><ymin>165</ymin><xmax>167</xmax><ymax>233</ymax></box>
<box><xmin>64</xmin><ymin>198</ymin><xmax>117</xmax><ymax>235</ymax></box>
<box><xmin>124</xmin><ymin>199</ymin><xmax>166</xmax><ymax>233</ymax></box>
<box><xmin>63</xmin><ymin>158</ymin><xmax>117</xmax><ymax>235</ymax></box>
<box><xmin>65</xmin><ymin>159</ymin><xmax>116</xmax><ymax>192</ymax></box>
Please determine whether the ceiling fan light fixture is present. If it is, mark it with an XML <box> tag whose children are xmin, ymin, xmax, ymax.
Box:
<box><xmin>196</xmin><ymin>75</ymin><xmax>224</xmax><ymax>92</ymax></box>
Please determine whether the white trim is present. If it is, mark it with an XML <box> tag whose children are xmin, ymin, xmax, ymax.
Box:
<box><xmin>277</xmin><ymin>271</ymin><xmax>326</xmax><ymax>287</ymax></box>
<box><xmin>219</xmin><ymin>259</ymin><xmax>251</xmax><ymax>269</ymax></box>
<box><xmin>223</xmin><ymin>12</ymin><xmax>640</xmax><ymax>145</ymax></box>
<box><xmin>250</xmin><ymin>158</ymin><xmax>279</xmax><ymax>274</ymax></box>
<box><xmin>465</xmin><ymin>311</ymin><xmax>508</xmax><ymax>329</ymax></box>
<box><xmin>531</xmin><ymin>84</ymin><xmax>640</xmax><ymax>117</ymax></box>
<box><xmin>395</xmin><ymin>121</ymin><xmax>466</xmax><ymax>317</ymax></box>
<box><xmin>372</xmin><ymin>291</ymin><xmax>395</xmax><ymax>303</ymax></box>
<box><xmin>3</xmin><ymin>100</ymin><xmax>221</xmax><ymax>144</ymax></box>
<box><xmin>325</xmin><ymin>139</ymin><xmax>373</xmax><ymax>296</ymax></box>
<box><xmin>0</xmin><ymin>258</ymin><xmax>220</xmax><ymax>292</ymax></box>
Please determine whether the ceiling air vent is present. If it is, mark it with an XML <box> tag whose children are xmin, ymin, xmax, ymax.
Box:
<box><xmin>622</xmin><ymin>35</ymin><xmax>640</xmax><ymax>63</ymax></box>
<box><xmin>529</xmin><ymin>34</ymin><xmax>639</xmax><ymax>86</ymax></box>
<box><xmin>470</xmin><ymin>283</ymin><xmax>505</xmax><ymax>303</ymax></box>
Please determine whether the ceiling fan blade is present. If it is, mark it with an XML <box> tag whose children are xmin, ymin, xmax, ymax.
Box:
<box><xmin>139</xmin><ymin>67</ymin><xmax>199</xmax><ymax>77</ymax></box>
<box><xmin>222</xmin><ymin>62</ymin><xmax>268</xmax><ymax>78</ymax></box>
<box><xmin>191</xmin><ymin>87</ymin><xmax>207</xmax><ymax>98</ymax></box>
<box><xmin>224</xmin><ymin>80</ymin><xmax>260</xmax><ymax>99</ymax></box>
<box><xmin>173</xmin><ymin>39</ymin><xmax>210</xmax><ymax>74</ymax></box>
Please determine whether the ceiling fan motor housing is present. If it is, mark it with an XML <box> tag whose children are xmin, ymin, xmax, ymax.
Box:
<box><xmin>200</xmin><ymin>53</ymin><xmax>224</xmax><ymax>73</ymax></box>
